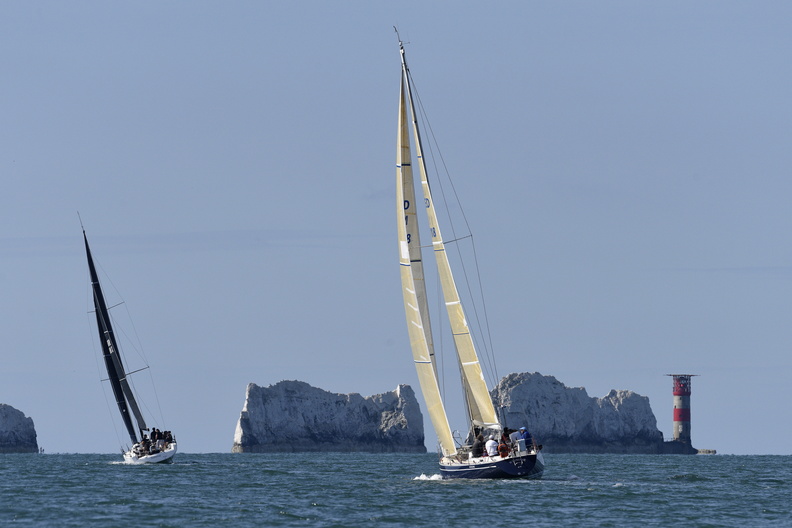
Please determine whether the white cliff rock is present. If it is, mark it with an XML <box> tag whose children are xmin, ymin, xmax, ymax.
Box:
<box><xmin>232</xmin><ymin>381</ymin><xmax>426</xmax><ymax>453</ymax></box>
<box><xmin>492</xmin><ymin>372</ymin><xmax>664</xmax><ymax>453</ymax></box>
<box><xmin>0</xmin><ymin>404</ymin><xmax>38</xmax><ymax>453</ymax></box>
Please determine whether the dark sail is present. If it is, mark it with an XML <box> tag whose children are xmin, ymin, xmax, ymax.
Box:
<box><xmin>83</xmin><ymin>230</ymin><xmax>147</xmax><ymax>445</ymax></box>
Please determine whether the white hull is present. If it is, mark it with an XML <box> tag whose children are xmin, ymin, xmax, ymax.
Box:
<box><xmin>123</xmin><ymin>442</ymin><xmax>177</xmax><ymax>464</ymax></box>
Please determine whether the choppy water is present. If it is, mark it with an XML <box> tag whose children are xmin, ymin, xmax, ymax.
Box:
<box><xmin>1</xmin><ymin>452</ymin><xmax>790</xmax><ymax>526</ymax></box>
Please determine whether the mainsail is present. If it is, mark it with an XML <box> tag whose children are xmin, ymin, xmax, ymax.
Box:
<box><xmin>397</xmin><ymin>39</ymin><xmax>499</xmax><ymax>456</ymax></box>
<box><xmin>83</xmin><ymin>230</ymin><xmax>148</xmax><ymax>445</ymax></box>
<box><xmin>398</xmin><ymin>68</ymin><xmax>456</xmax><ymax>456</ymax></box>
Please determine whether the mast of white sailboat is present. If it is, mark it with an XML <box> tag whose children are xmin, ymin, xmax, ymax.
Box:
<box><xmin>397</xmin><ymin>41</ymin><xmax>438</xmax><ymax>381</ymax></box>
<box><xmin>397</xmin><ymin>39</ymin><xmax>456</xmax><ymax>456</ymax></box>
<box><xmin>399</xmin><ymin>39</ymin><xmax>500</xmax><ymax>431</ymax></box>
<box><xmin>83</xmin><ymin>230</ymin><xmax>148</xmax><ymax>445</ymax></box>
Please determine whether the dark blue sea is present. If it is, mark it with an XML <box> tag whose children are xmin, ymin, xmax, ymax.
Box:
<box><xmin>1</xmin><ymin>453</ymin><xmax>790</xmax><ymax>526</ymax></box>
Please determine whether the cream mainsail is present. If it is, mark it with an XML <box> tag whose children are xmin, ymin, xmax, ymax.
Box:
<box><xmin>397</xmin><ymin>73</ymin><xmax>456</xmax><ymax>456</ymax></box>
<box><xmin>397</xmin><ymin>40</ymin><xmax>499</xmax><ymax>456</ymax></box>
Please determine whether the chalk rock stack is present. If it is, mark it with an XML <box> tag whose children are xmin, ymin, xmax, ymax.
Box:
<box><xmin>0</xmin><ymin>404</ymin><xmax>38</xmax><ymax>453</ymax></box>
<box><xmin>232</xmin><ymin>381</ymin><xmax>426</xmax><ymax>453</ymax></box>
<box><xmin>493</xmin><ymin>372</ymin><xmax>664</xmax><ymax>453</ymax></box>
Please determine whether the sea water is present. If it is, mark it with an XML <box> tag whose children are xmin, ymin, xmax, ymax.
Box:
<box><xmin>1</xmin><ymin>452</ymin><xmax>790</xmax><ymax>526</ymax></box>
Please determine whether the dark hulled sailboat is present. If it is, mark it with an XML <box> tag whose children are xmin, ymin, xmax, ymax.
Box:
<box><xmin>394</xmin><ymin>35</ymin><xmax>544</xmax><ymax>479</ymax></box>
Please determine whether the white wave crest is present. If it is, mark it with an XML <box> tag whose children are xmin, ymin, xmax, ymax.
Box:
<box><xmin>413</xmin><ymin>473</ymin><xmax>443</xmax><ymax>481</ymax></box>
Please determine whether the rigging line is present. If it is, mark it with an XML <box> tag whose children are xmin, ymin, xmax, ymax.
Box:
<box><xmin>418</xmin><ymin>115</ymin><xmax>499</xmax><ymax>388</ymax></box>
<box><xmin>468</xmin><ymin>239</ymin><xmax>499</xmax><ymax>384</ymax></box>
<box><xmin>93</xmin><ymin>257</ymin><xmax>167</xmax><ymax>427</ymax></box>
<box><xmin>86</xmin><ymin>301</ymin><xmax>125</xmax><ymax>315</ymax></box>
<box><xmin>100</xmin><ymin>376</ymin><xmax>126</xmax><ymax>451</ymax></box>
<box><xmin>121</xmin><ymin>296</ymin><xmax>152</xmax><ymax>367</ymax></box>
<box><xmin>415</xmin><ymin>234</ymin><xmax>471</xmax><ymax>250</ymax></box>
<box><xmin>410</xmin><ymin>76</ymin><xmax>500</xmax><ymax>387</ymax></box>
<box><xmin>408</xmin><ymin>63</ymin><xmax>498</xmax><ymax>417</ymax></box>
<box><xmin>443</xmin><ymin>234</ymin><xmax>473</xmax><ymax>245</ymax></box>
<box><xmin>113</xmin><ymin>289</ymin><xmax>166</xmax><ymax>432</ymax></box>
<box><xmin>94</xmin><ymin>260</ymin><xmax>143</xmax><ymax>362</ymax></box>
<box><xmin>93</xmin><ymin>256</ymin><xmax>147</xmax><ymax>362</ymax></box>
<box><xmin>427</xmin><ymin>157</ymin><xmax>498</xmax><ymax>386</ymax></box>
<box><xmin>123</xmin><ymin>360</ymin><xmax>155</xmax><ymax>431</ymax></box>
<box><xmin>112</xmin><ymin>308</ymin><xmax>163</xmax><ymax>427</ymax></box>
<box><xmin>124</xmin><ymin>366</ymin><xmax>150</xmax><ymax>377</ymax></box>
<box><xmin>142</xmin><ymin>354</ymin><xmax>168</xmax><ymax>428</ymax></box>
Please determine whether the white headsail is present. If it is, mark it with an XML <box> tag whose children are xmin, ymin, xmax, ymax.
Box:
<box><xmin>402</xmin><ymin>70</ymin><xmax>499</xmax><ymax>429</ymax></box>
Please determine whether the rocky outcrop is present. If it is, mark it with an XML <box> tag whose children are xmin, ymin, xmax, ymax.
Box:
<box><xmin>492</xmin><ymin>372</ymin><xmax>665</xmax><ymax>454</ymax></box>
<box><xmin>232</xmin><ymin>381</ymin><xmax>426</xmax><ymax>453</ymax></box>
<box><xmin>0</xmin><ymin>404</ymin><xmax>38</xmax><ymax>453</ymax></box>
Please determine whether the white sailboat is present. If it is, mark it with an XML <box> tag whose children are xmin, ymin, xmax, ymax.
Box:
<box><xmin>395</xmin><ymin>36</ymin><xmax>544</xmax><ymax>479</ymax></box>
<box><xmin>82</xmin><ymin>227</ymin><xmax>177</xmax><ymax>463</ymax></box>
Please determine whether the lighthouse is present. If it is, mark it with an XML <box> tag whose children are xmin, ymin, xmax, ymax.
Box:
<box><xmin>667</xmin><ymin>374</ymin><xmax>697</xmax><ymax>444</ymax></box>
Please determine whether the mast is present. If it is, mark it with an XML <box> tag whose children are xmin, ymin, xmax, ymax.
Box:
<box><xmin>397</xmin><ymin>41</ymin><xmax>456</xmax><ymax>456</ymax></box>
<box><xmin>399</xmin><ymin>40</ymin><xmax>499</xmax><ymax>430</ymax></box>
<box><xmin>83</xmin><ymin>230</ymin><xmax>148</xmax><ymax>445</ymax></box>
<box><xmin>398</xmin><ymin>43</ymin><xmax>437</xmax><ymax>380</ymax></box>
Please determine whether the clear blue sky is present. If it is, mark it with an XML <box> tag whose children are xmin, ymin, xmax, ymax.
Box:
<box><xmin>2</xmin><ymin>2</ymin><xmax>791</xmax><ymax>455</ymax></box>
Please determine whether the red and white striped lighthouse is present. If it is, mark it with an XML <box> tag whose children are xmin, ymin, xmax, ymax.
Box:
<box><xmin>667</xmin><ymin>374</ymin><xmax>697</xmax><ymax>444</ymax></box>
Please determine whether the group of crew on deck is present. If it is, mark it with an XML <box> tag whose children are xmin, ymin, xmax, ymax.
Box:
<box><xmin>132</xmin><ymin>428</ymin><xmax>174</xmax><ymax>457</ymax></box>
<box><xmin>470</xmin><ymin>426</ymin><xmax>533</xmax><ymax>459</ymax></box>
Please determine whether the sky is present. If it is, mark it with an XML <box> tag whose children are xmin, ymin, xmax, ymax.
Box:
<box><xmin>2</xmin><ymin>2</ymin><xmax>791</xmax><ymax>456</ymax></box>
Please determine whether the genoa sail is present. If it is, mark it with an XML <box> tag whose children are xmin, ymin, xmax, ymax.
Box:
<box><xmin>407</xmin><ymin>95</ymin><xmax>499</xmax><ymax>430</ymax></box>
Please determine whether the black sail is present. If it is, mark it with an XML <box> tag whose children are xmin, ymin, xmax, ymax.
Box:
<box><xmin>83</xmin><ymin>230</ymin><xmax>147</xmax><ymax>445</ymax></box>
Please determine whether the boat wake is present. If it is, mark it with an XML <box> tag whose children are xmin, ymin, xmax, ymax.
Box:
<box><xmin>413</xmin><ymin>473</ymin><xmax>443</xmax><ymax>481</ymax></box>
<box><xmin>108</xmin><ymin>459</ymin><xmax>148</xmax><ymax>466</ymax></box>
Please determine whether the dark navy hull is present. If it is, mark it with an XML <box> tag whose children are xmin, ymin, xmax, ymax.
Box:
<box><xmin>439</xmin><ymin>452</ymin><xmax>545</xmax><ymax>480</ymax></box>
